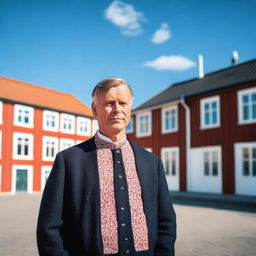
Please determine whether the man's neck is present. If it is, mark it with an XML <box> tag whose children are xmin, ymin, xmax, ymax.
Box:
<box><xmin>97</xmin><ymin>130</ymin><xmax>126</xmax><ymax>143</ymax></box>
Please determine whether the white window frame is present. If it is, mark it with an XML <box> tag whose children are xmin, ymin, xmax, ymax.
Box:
<box><xmin>136</xmin><ymin>111</ymin><xmax>152</xmax><ymax>137</ymax></box>
<box><xmin>42</xmin><ymin>136</ymin><xmax>59</xmax><ymax>161</ymax></box>
<box><xmin>13</xmin><ymin>104</ymin><xmax>34</xmax><ymax>128</ymax></box>
<box><xmin>203</xmin><ymin>148</ymin><xmax>221</xmax><ymax>177</ymax></box>
<box><xmin>238</xmin><ymin>87</ymin><xmax>256</xmax><ymax>124</ymax></box>
<box><xmin>92</xmin><ymin>120</ymin><xmax>99</xmax><ymax>135</ymax></box>
<box><xmin>41</xmin><ymin>166</ymin><xmax>52</xmax><ymax>191</ymax></box>
<box><xmin>60</xmin><ymin>138</ymin><xmax>75</xmax><ymax>151</ymax></box>
<box><xmin>126</xmin><ymin>116</ymin><xmax>134</xmax><ymax>134</ymax></box>
<box><xmin>76</xmin><ymin>116</ymin><xmax>91</xmax><ymax>136</ymax></box>
<box><xmin>161</xmin><ymin>105</ymin><xmax>178</xmax><ymax>133</ymax></box>
<box><xmin>12</xmin><ymin>165</ymin><xmax>33</xmax><ymax>194</ymax></box>
<box><xmin>200</xmin><ymin>96</ymin><xmax>220</xmax><ymax>129</ymax></box>
<box><xmin>12</xmin><ymin>132</ymin><xmax>34</xmax><ymax>160</ymax></box>
<box><xmin>60</xmin><ymin>113</ymin><xmax>75</xmax><ymax>134</ymax></box>
<box><xmin>161</xmin><ymin>147</ymin><xmax>179</xmax><ymax>176</ymax></box>
<box><xmin>43</xmin><ymin>110</ymin><xmax>59</xmax><ymax>132</ymax></box>
<box><xmin>0</xmin><ymin>101</ymin><xmax>3</xmax><ymax>125</ymax></box>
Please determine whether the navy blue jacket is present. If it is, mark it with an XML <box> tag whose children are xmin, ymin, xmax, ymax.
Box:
<box><xmin>37</xmin><ymin>137</ymin><xmax>176</xmax><ymax>256</ymax></box>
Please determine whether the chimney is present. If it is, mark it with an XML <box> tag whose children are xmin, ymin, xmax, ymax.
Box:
<box><xmin>198</xmin><ymin>54</ymin><xmax>204</xmax><ymax>79</ymax></box>
<box><xmin>232</xmin><ymin>50</ymin><xmax>239</xmax><ymax>65</ymax></box>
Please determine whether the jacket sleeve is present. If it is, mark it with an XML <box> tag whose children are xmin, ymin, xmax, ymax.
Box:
<box><xmin>36</xmin><ymin>153</ymin><xmax>69</xmax><ymax>256</ymax></box>
<box><xmin>154</xmin><ymin>158</ymin><xmax>177</xmax><ymax>256</ymax></box>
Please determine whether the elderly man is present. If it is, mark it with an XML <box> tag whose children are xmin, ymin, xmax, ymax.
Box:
<box><xmin>37</xmin><ymin>78</ymin><xmax>176</xmax><ymax>256</ymax></box>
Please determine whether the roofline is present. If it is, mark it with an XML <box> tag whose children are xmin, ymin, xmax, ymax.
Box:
<box><xmin>0</xmin><ymin>75</ymin><xmax>74</xmax><ymax>98</ymax></box>
<box><xmin>0</xmin><ymin>98</ymin><xmax>94</xmax><ymax>119</ymax></box>
<box><xmin>133</xmin><ymin>79</ymin><xmax>256</xmax><ymax>111</ymax></box>
<box><xmin>170</xmin><ymin>58</ymin><xmax>256</xmax><ymax>88</ymax></box>
<box><xmin>132</xmin><ymin>100</ymin><xmax>180</xmax><ymax>114</ymax></box>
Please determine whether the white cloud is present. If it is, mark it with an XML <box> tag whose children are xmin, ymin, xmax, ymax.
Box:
<box><xmin>104</xmin><ymin>0</ymin><xmax>146</xmax><ymax>36</ymax></box>
<box><xmin>144</xmin><ymin>55</ymin><xmax>196</xmax><ymax>71</ymax></box>
<box><xmin>151</xmin><ymin>23</ymin><xmax>171</xmax><ymax>44</ymax></box>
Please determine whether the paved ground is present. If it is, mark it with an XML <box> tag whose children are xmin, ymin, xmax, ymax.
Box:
<box><xmin>0</xmin><ymin>194</ymin><xmax>255</xmax><ymax>256</ymax></box>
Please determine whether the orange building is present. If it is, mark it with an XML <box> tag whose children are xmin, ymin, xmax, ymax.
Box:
<box><xmin>0</xmin><ymin>76</ymin><xmax>97</xmax><ymax>194</ymax></box>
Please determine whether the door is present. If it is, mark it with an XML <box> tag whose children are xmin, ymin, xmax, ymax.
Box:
<box><xmin>16</xmin><ymin>169</ymin><xmax>28</xmax><ymax>192</ymax></box>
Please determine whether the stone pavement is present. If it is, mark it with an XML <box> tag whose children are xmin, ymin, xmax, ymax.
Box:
<box><xmin>0</xmin><ymin>194</ymin><xmax>255</xmax><ymax>256</ymax></box>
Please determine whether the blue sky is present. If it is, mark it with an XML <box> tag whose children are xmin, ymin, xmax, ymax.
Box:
<box><xmin>1</xmin><ymin>0</ymin><xmax>256</xmax><ymax>108</ymax></box>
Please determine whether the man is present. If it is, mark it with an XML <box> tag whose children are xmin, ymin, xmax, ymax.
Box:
<box><xmin>37</xmin><ymin>78</ymin><xmax>176</xmax><ymax>256</ymax></box>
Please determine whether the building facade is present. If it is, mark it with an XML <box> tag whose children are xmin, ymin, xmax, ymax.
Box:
<box><xmin>127</xmin><ymin>59</ymin><xmax>256</xmax><ymax>196</ymax></box>
<box><xmin>0</xmin><ymin>76</ymin><xmax>97</xmax><ymax>194</ymax></box>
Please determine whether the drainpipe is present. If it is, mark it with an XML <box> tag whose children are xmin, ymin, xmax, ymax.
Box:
<box><xmin>180</xmin><ymin>96</ymin><xmax>191</xmax><ymax>191</ymax></box>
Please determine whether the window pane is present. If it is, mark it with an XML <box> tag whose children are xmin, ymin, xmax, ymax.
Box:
<box><xmin>212</xmin><ymin>151</ymin><xmax>218</xmax><ymax>176</ymax></box>
<box><xmin>205</xmin><ymin>112</ymin><xmax>210</xmax><ymax>125</ymax></box>
<box><xmin>24</xmin><ymin>145</ymin><xmax>29</xmax><ymax>155</ymax></box>
<box><xmin>165</xmin><ymin>152</ymin><xmax>170</xmax><ymax>175</ymax></box>
<box><xmin>17</xmin><ymin>144</ymin><xmax>22</xmax><ymax>155</ymax></box>
<box><xmin>243</xmin><ymin>106</ymin><xmax>249</xmax><ymax>120</ymax></box>
<box><xmin>212</xmin><ymin>102</ymin><xmax>217</xmax><ymax>110</ymax></box>
<box><xmin>204</xmin><ymin>103</ymin><xmax>209</xmax><ymax>111</ymax></box>
<box><xmin>252</xmin><ymin>93</ymin><xmax>256</xmax><ymax>102</ymax></box>
<box><xmin>212</xmin><ymin>110</ymin><xmax>217</xmax><ymax>124</ymax></box>
<box><xmin>242</xmin><ymin>95</ymin><xmax>249</xmax><ymax>103</ymax></box>
<box><xmin>253</xmin><ymin>148</ymin><xmax>256</xmax><ymax>159</ymax></box>
<box><xmin>243</xmin><ymin>148</ymin><xmax>249</xmax><ymax>159</ymax></box>
<box><xmin>252</xmin><ymin>161</ymin><xmax>256</xmax><ymax>176</ymax></box>
<box><xmin>243</xmin><ymin>161</ymin><xmax>249</xmax><ymax>176</ymax></box>
<box><xmin>252</xmin><ymin>103</ymin><xmax>256</xmax><ymax>119</ymax></box>
<box><xmin>171</xmin><ymin>152</ymin><xmax>176</xmax><ymax>175</ymax></box>
<box><xmin>204</xmin><ymin>152</ymin><xmax>210</xmax><ymax>175</ymax></box>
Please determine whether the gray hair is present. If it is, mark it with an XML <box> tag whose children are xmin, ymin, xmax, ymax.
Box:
<box><xmin>92</xmin><ymin>78</ymin><xmax>134</xmax><ymax>98</ymax></box>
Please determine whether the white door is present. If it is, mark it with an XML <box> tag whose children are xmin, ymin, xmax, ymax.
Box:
<box><xmin>161</xmin><ymin>147</ymin><xmax>179</xmax><ymax>191</ymax></box>
<box><xmin>190</xmin><ymin>146</ymin><xmax>222</xmax><ymax>193</ymax></box>
<box><xmin>235</xmin><ymin>143</ymin><xmax>256</xmax><ymax>196</ymax></box>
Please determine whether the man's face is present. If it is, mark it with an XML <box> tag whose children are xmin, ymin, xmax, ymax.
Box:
<box><xmin>92</xmin><ymin>85</ymin><xmax>133</xmax><ymax>136</ymax></box>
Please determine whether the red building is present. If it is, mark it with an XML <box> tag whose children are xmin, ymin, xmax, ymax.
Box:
<box><xmin>0</xmin><ymin>76</ymin><xmax>97</xmax><ymax>194</ymax></box>
<box><xmin>127</xmin><ymin>59</ymin><xmax>256</xmax><ymax>196</ymax></box>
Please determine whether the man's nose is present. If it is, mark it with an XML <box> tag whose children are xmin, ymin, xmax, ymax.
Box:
<box><xmin>112</xmin><ymin>102</ymin><xmax>121</xmax><ymax>112</ymax></box>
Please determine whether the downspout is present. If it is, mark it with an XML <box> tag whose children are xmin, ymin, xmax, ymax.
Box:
<box><xmin>180</xmin><ymin>96</ymin><xmax>191</xmax><ymax>191</ymax></box>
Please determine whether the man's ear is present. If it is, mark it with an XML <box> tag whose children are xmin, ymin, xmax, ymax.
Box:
<box><xmin>91</xmin><ymin>103</ymin><xmax>97</xmax><ymax>118</ymax></box>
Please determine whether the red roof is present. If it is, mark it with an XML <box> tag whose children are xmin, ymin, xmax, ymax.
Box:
<box><xmin>0</xmin><ymin>76</ymin><xmax>93</xmax><ymax>117</ymax></box>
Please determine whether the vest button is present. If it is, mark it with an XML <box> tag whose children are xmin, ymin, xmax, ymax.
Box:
<box><xmin>121</xmin><ymin>223</ymin><xmax>126</xmax><ymax>227</ymax></box>
<box><xmin>126</xmin><ymin>250</ymin><xmax>130</xmax><ymax>254</ymax></box>
<box><xmin>120</xmin><ymin>207</ymin><xmax>125</xmax><ymax>211</ymax></box>
<box><xmin>120</xmin><ymin>186</ymin><xmax>125</xmax><ymax>190</ymax></box>
<box><xmin>118</xmin><ymin>174</ymin><xmax>123</xmax><ymax>179</ymax></box>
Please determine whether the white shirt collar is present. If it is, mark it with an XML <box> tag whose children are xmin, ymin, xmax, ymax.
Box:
<box><xmin>96</xmin><ymin>130</ymin><xmax>127</xmax><ymax>145</ymax></box>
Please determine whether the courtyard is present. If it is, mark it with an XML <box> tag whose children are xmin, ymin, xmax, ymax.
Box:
<box><xmin>0</xmin><ymin>194</ymin><xmax>255</xmax><ymax>256</ymax></box>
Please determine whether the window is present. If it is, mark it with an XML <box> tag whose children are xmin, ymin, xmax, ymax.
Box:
<box><xmin>92</xmin><ymin>120</ymin><xmax>99</xmax><ymax>135</ymax></box>
<box><xmin>238</xmin><ymin>87</ymin><xmax>256</xmax><ymax>124</ymax></box>
<box><xmin>42</xmin><ymin>136</ymin><xmax>58</xmax><ymax>161</ymax></box>
<box><xmin>41</xmin><ymin>166</ymin><xmax>52</xmax><ymax>190</ymax></box>
<box><xmin>200</xmin><ymin>96</ymin><xmax>220</xmax><ymax>129</ymax></box>
<box><xmin>13</xmin><ymin>104</ymin><xmax>34</xmax><ymax>128</ymax></box>
<box><xmin>60</xmin><ymin>138</ymin><xmax>75</xmax><ymax>151</ymax></box>
<box><xmin>126</xmin><ymin>117</ymin><xmax>134</xmax><ymax>133</ymax></box>
<box><xmin>60</xmin><ymin>113</ymin><xmax>75</xmax><ymax>134</ymax></box>
<box><xmin>241</xmin><ymin>146</ymin><xmax>256</xmax><ymax>176</ymax></box>
<box><xmin>43</xmin><ymin>110</ymin><xmax>59</xmax><ymax>132</ymax></box>
<box><xmin>0</xmin><ymin>101</ymin><xmax>3</xmax><ymax>125</ymax></box>
<box><xmin>13</xmin><ymin>132</ymin><xmax>33</xmax><ymax>160</ymax></box>
<box><xmin>77</xmin><ymin>117</ymin><xmax>91</xmax><ymax>136</ymax></box>
<box><xmin>162</xmin><ymin>105</ymin><xmax>178</xmax><ymax>133</ymax></box>
<box><xmin>161</xmin><ymin>148</ymin><xmax>179</xmax><ymax>176</ymax></box>
<box><xmin>136</xmin><ymin>111</ymin><xmax>152</xmax><ymax>137</ymax></box>
<box><xmin>203</xmin><ymin>150</ymin><xmax>219</xmax><ymax>176</ymax></box>
<box><xmin>12</xmin><ymin>165</ymin><xmax>33</xmax><ymax>194</ymax></box>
